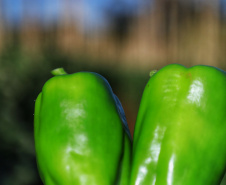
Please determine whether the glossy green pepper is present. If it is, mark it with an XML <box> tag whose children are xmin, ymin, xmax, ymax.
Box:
<box><xmin>34</xmin><ymin>68</ymin><xmax>132</xmax><ymax>185</ymax></box>
<box><xmin>130</xmin><ymin>64</ymin><xmax>226</xmax><ymax>185</ymax></box>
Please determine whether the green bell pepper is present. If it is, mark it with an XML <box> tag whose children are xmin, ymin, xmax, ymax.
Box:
<box><xmin>34</xmin><ymin>68</ymin><xmax>132</xmax><ymax>185</ymax></box>
<box><xmin>130</xmin><ymin>64</ymin><xmax>226</xmax><ymax>185</ymax></box>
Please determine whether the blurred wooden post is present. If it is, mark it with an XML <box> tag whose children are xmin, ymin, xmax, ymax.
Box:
<box><xmin>167</xmin><ymin>0</ymin><xmax>178</xmax><ymax>63</ymax></box>
<box><xmin>153</xmin><ymin>0</ymin><xmax>168</xmax><ymax>62</ymax></box>
<box><xmin>196</xmin><ymin>0</ymin><xmax>220</xmax><ymax>66</ymax></box>
<box><xmin>152</xmin><ymin>0</ymin><xmax>179</xmax><ymax>64</ymax></box>
<box><xmin>219</xmin><ymin>2</ymin><xmax>226</xmax><ymax>67</ymax></box>
<box><xmin>0</xmin><ymin>0</ymin><xmax>3</xmax><ymax>52</ymax></box>
<box><xmin>19</xmin><ymin>1</ymin><xmax>42</xmax><ymax>53</ymax></box>
<box><xmin>57</xmin><ymin>0</ymin><xmax>84</xmax><ymax>55</ymax></box>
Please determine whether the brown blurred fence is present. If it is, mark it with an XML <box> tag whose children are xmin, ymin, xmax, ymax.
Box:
<box><xmin>0</xmin><ymin>0</ymin><xmax>225</xmax><ymax>68</ymax></box>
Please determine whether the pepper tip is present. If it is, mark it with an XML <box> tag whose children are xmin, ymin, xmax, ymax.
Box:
<box><xmin>51</xmin><ymin>68</ymin><xmax>68</xmax><ymax>76</ymax></box>
<box><xmin>149</xmin><ymin>70</ymin><xmax>157</xmax><ymax>77</ymax></box>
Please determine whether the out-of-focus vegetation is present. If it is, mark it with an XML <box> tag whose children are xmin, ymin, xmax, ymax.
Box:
<box><xmin>0</xmin><ymin>0</ymin><xmax>225</xmax><ymax>184</ymax></box>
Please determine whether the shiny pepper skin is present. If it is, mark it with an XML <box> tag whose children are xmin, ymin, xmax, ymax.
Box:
<box><xmin>130</xmin><ymin>64</ymin><xmax>226</xmax><ymax>185</ymax></box>
<box><xmin>34</xmin><ymin>69</ymin><xmax>132</xmax><ymax>185</ymax></box>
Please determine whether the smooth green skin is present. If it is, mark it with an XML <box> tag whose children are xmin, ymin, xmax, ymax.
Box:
<box><xmin>34</xmin><ymin>72</ymin><xmax>131</xmax><ymax>185</ymax></box>
<box><xmin>130</xmin><ymin>64</ymin><xmax>226</xmax><ymax>185</ymax></box>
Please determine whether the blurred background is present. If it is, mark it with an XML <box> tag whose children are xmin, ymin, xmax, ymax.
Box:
<box><xmin>0</xmin><ymin>0</ymin><xmax>226</xmax><ymax>184</ymax></box>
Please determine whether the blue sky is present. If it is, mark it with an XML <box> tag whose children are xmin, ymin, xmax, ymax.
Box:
<box><xmin>1</xmin><ymin>0</ymin><xmax>139</xmax><ymax>30</ymax></box>
<box><xmin>1</xmin><ymin>0</ymin><xmax>225</xmax><ymax>30</ymax></box>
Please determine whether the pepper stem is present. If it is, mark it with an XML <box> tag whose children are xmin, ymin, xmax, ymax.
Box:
<box><xmin>149</xmin><ymin>70</ymin><xmax>157</xmax><ymax>77</ymax></box>
<box><xmin>51</xmin><ymin>68</ymin><xmax>68</xmax><ymax>76</ymax></box>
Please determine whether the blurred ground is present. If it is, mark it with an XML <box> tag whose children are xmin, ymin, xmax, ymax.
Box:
<box><xmin>0</xmin><ymin>0</ymin><xmax>226</xmax><ymax>184</ymax></box>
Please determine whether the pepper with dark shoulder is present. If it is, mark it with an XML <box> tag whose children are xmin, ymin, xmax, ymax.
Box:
<box><xmin>34</xmin><ymin>68</ymin><xmax>132</xmax><ymax>185</ymax></box>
